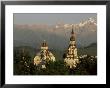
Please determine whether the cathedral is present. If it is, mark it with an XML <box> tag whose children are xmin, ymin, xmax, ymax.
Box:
<box><xmin>34</xmin><ymin>40</ymin><xmax>55</xmax><ymax>68</ymax></box>
<box><xmin>63</xmin><ymin>25</ymin><xmax>79</xmax><ymax>69</ymax></box>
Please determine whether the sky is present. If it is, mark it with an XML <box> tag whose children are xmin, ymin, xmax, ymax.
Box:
<box><xmin>14</xmin><ymin>13</ymin><xmax>97</xmax><ymax>25</ymax></box>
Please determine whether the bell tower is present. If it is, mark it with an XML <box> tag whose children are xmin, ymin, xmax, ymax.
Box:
<box><xmin>64</xmin><ymin>25</ymin><xmax>79</xmax><ymax>69</ymax></box>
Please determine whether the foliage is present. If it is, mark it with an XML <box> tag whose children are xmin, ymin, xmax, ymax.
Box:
<box><xmin>73</xmin><ymin>55</ymin><xmax>97</xmax><ymax>75</ymax></box>
<box><xmin>14</xmin><ymin>49</ymin><xmax>97</xmax><ymax>75</ymax></box>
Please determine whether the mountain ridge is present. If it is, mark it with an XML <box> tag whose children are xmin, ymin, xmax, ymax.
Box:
<box><xmin>14</xmin><ymin>17</ymin><xmax>97</xmax><ymax>51</ymax></box>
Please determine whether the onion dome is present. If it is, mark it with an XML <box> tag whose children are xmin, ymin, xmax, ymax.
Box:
<box><xmin>70</xmin><ymin>36</ymin><xmax>75</xmax><ymax>41</ymax></box>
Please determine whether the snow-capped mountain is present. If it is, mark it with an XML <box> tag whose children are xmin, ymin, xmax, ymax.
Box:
<box><xmin>60</xmin><ymin>17</ymin><xmax>97</xmax><ymax>31</ymax></box>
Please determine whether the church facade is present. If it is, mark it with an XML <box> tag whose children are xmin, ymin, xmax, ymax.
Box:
<box><xmin>63</xmin><ymin>25</ymin><xmax>79</xmax><ymax>69</ymax></box>
<box><xmin>34</xmin><ymin>40</ymin><xmax>55</xmax><ymax>68</ymax></box>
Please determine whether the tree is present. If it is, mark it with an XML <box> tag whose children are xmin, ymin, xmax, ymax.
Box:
<box><xmin>73</xmin><ymin>55</ymin><xmax>97</xmax><ymax>75</ymax></box>
<box><xmin>14</xmin><ymin>48</ymin><xmax>33</xmax><ymax>75</ymax></box>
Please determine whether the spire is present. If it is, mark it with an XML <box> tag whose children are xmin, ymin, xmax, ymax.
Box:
<box><xmin>70</xmin><ymin>25</ymin><xmax>75</xmax><ymax>41</ymax></box>
<box><xmin>71</xmin><ymin>25</ymin><xmax>74</xmax><ymax>34</ymax></box>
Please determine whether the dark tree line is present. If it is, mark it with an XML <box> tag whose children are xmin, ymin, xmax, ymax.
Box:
<box><xmin>14</xmin><ymin>49</ymin><xmax>97</xmax><ymax>75</ymax></box>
